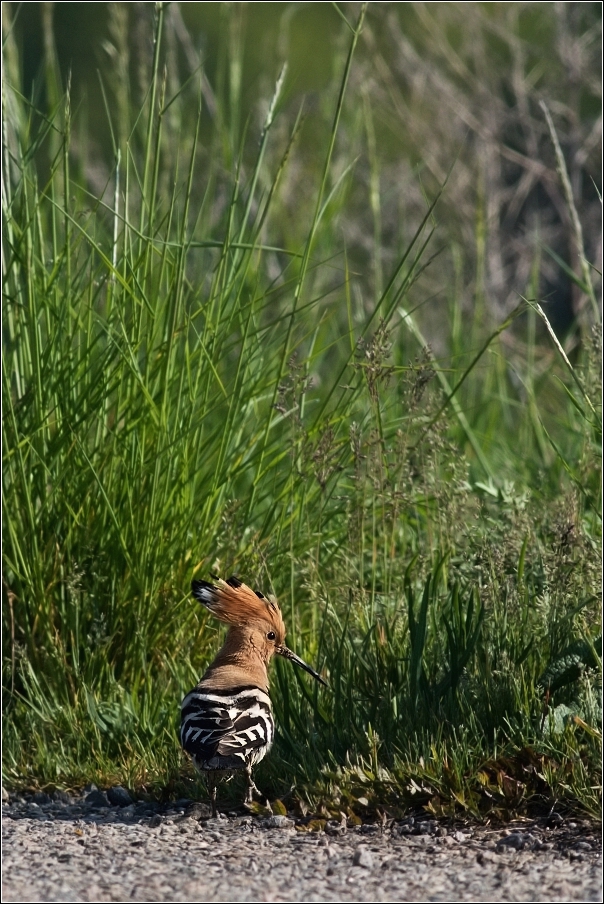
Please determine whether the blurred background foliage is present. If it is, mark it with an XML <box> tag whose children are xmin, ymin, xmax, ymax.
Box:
<box><xmin>5</xmin><ymin>1</ymin><xmax>601</xmax><ymax>330</ymax></box>
<box><xmin>2</xmin><ymin>2</ymin><xmax>601</xmax><ymax>816</ymax></box>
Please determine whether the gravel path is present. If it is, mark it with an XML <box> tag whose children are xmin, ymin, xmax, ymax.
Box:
<box><xmin>2</xmin><ymin>791</ymin><xmax>601</xmax><ymax>903</ymax></box>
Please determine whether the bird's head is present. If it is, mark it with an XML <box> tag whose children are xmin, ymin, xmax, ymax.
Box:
<box><xmin>192</xmin><ymin>575</ymin><xmax>327</xmax><ymax>685</ymax></box>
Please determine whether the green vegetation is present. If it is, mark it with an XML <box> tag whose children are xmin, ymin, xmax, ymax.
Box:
<box><xmin>2</xmin><ymin>3</ymin><xmax>601</xmax><ymax>819</ymax></box>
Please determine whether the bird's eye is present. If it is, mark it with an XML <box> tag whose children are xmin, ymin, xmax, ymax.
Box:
<box><xmin>266</xmin><ymin>631</ymin><xmax>276</xmax><ymax>641</ymax></box>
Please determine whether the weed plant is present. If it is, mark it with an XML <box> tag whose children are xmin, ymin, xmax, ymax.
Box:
<box><xmin>2</xmin><ymin>4</ymin><xmax>601</xmax><ymax>818</ymax></box>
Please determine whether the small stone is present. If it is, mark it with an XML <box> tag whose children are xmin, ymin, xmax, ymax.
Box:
<box><xmin>134</xmin><ymin>802</ymin><xmax>157</xmax><ymax>817</ymax></box>
<box><xmin>477</xmin><ymin>851</ymin><xmax>497</xmax><ymax>865</ymax></box>
<box><xmin>107</xmin><ymin>786</ymin><xmax>133</xmax><ymax>807</ymax></box>
<box><xmin>149</xmin><ymin>815</ymin><xmax>162</xmax><ymax>828</ymax></box>
<box><xmin>265</xmin><ymin>815</ymin><xmax>294</xmax><ymax>830</ymax></box>
<box><xmin>325</xmin><ymin>820</ymin><xmax>347</xmax><ymax>837</ymax></box>
<box><xmin>418</xmin><ymin>820</ymin><xmax>437</xmax><ymax>835</ymax></box>
<box><xmin>547</xmin><ymin>812</ymin><xmax>564</xmax><ymax>827</ymax></box>
<box><xmin>497</xmin><ymin>833</ymin><xmax>524</xmax><ymax>851</ymax></box>
<box><xmin>234</xmin><ymin>816</ymin><xmax>252</xmax><ymax>827</ymax></box>
<box><xmin>572</xmin><ymin>842</ymin><xmax>593</xmax><ymax>852</ymax></box>
<box><xmin>436</xmin><ymin>827</ymin><xmax>448</xmax><ymax>837</ymax></box>
<box><xmin>52</xmin><ymin>791</ymin><xmax>73</xmax><ymax>805</ymax></box>
<box><xmin>453</xmin><ymin>831</ymin><xmax>469</xmax><ymax>843</ymax></box>
<box><xmin>393</xmin><ymin>818</ymin><xmax>414</xmax><ymax>835</ymax></box>
<box><xmin>353</xmin><ymin>846</ymin><xmax>374</xmax><ymax>869</ymax></box>
<box><xmin>85</xmin><ymin>790</ymin><xmax>109</xmax><ymax>808</ymax></box>
<box><xmin>185</xmin><ymin>802</ymin><xmax>210</xmax><ymax>820</ymax></box>
<box><xmin>360</xmin><ymin>824</ymin><xmax>380</xmax><ymax>835</ymax></box>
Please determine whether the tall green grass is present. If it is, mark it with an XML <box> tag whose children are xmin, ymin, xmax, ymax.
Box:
<box><xmin>2</xmin><ymin>3</ymin><xmax>600</xmax><ymax>816</ymax></box>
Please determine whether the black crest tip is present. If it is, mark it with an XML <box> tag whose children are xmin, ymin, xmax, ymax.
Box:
<box><xmin>191</xmin><ymin>578</ymin><xmax>217</xmax><ymax>599</ymax></box>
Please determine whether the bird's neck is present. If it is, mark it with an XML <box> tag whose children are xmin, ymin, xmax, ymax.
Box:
<box><xmin>200</xmin><ymin>627</ymin><xmax>270</xmax><ymax>692</ymax></box>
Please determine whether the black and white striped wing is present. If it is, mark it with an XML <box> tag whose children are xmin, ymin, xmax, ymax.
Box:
<box><xmin>180</xmin><ymin>686</ymin><xmax>274</xmax><ymax>771</ymax></box>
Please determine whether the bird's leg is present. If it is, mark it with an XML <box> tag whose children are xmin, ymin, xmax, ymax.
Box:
<box><xmin>207</xmin><ymin>773</ymin><xmax>218</xmax><ymax>818</ymax></box>
<box><xmin>244</xmin><ymin>765</ymin><xmax>261</xmax><ymax>804</ymax></box>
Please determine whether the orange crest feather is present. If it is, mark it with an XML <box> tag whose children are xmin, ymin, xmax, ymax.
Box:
<box><xmin>191</xmin><ymin>575</ymin><xmax>284</xmax><ymax>632</ymax></box>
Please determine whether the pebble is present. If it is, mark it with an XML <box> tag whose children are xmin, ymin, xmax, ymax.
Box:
<box><xmin>185</xmin><ymin>802</ymin><xmax>210</xmax><ymax>820</ymax></box>
<box><xmin>107</xmin><ymin>786</ymin><xmax>133</xmax><ymax>807</ymax></box>
<box><xmin>264</xmin><ymin>815</ymin><xmax>294</xmax><ymax>830</ymax></box>
<box><xmin>84</xmin><ymin>790</ymin><xmax>109</xmax><ymax>808</ymax></box>
<box><xmin>353</xmin><ymin>846</ymin><xmax>374</xmax><ymax>868</ymax></box>
<box><xmin>476</xmin><ymin>850</ymin><xmax>498</xmax><ymax>865</ymax></box>
<box><xmin>1</xmin><ymin>794</ymin><xmax>601</xmax><ymax>903</ymax></box>
<box><xmin>497</xmin><ymin>833</ymin><xmax>526</xmax><ymax>851</ymax></box>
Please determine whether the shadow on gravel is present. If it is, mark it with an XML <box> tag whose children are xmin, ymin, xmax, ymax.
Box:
<box><xmin>3</xmin><ymin>788</ymin><xmax>602</xmax><ymax>862</ymax></box>
<box><xmin>3</xmin><ymin>788</ymin><xmax>210</xmax><ymax>827</ymax></box>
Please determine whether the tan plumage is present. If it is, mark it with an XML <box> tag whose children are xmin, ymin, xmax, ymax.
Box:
<box><xmin>194</xmin><ymin>575</ymin><xmax>284</xmax><ymax>627</ymax></box>
<box><xmin>192</xmin><ymin>577</ymin><xmax>285</xmax><ymax>691</ymax></box>
<box><xmin>181</xmin><ymin>575</ymin><xmax>325</xmax><ymax>815</ymax></box>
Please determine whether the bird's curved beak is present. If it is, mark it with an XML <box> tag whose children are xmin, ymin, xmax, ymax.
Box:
<box><xmin>276</xmin><ymin>646</ymin><xmax>328</xmax><ymax>686</ymax></box>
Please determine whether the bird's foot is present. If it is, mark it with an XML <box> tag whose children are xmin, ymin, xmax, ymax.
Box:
<box><xmin>244</xmin><ymin>767</ymin><xmax>262</xmax><ymax>805</ymax></box>
<box><xmin>244</xmin><ymin>781</ymin><xmax>261</xmax><ymax>804</ymax></box>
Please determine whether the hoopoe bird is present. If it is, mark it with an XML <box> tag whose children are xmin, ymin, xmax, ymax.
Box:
<box><xmin>181</xmin><ymin>575</ymin><xmax>326</xmax><ymax>816</ymax></box>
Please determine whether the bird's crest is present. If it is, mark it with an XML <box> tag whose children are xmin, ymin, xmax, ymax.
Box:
<box><xmin>192</xmin><ymin>575</ymin><xmax>284</xmax><ymax>630</ymax></box>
